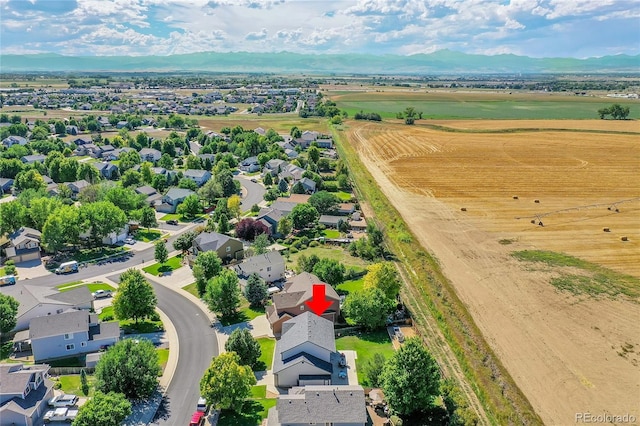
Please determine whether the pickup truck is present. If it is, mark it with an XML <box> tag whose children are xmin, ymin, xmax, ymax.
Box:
<box><xmin>92</xmin><ymin>289</ymin><xmax>113</xmax><ymax>299</ymax></box>
<box><xmin>43</xmin><ymin>407</ymin><xmax>78</xmax><ymax>423</ymax></box>
<box><xmin>48</xmin><ymin>394</ymin><xmax>78</xmax><ymax>407</ymax></box>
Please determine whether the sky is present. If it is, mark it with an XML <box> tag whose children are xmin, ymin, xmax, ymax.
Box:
<box><xmin>0</xmin><ymin>0</ymin><xmax>638</xmax><ymax>58</ymax></box>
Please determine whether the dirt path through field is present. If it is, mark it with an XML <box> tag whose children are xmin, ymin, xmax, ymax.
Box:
<box><xmin>347</xmin><ymin>122</ymin><xmax>640</xmax><ymax>425</ymax></box>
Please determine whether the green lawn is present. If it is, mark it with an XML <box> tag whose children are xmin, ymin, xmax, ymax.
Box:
<box><xmin>99</xmin><ymin>306</ymin><xmax>164</xmax><ymax>333</ymax></box>
<box><xmin>322</xmin><ymin>229</ymin><xmax>341</xmax><ymax>239</ymax></box>
<box><xmin>287</xmin><ymin>246</ymin><xmax>370</xmax><ymax>272</ymax></box>
<box><xmin>219</xmin><ymin>298</ymin><xmax>266</xmax><ymax>326</ymax></box>
<box><xmin>217</xmin><ymin>398</ymin><xmax>276</xmax><ymax>426</ymax></box>
<box><xmin>255</xmin><ymin>338</ymin><xmax>276</xmax><ymax>371</ymax></box>
<box><xmin>142</xmin><ymin>255</ymin><xmax>184</xmax><ymax>276</ymax></box>
<box><xmin>250</xmin><ymin>385</ymin><xmax>266</xmax><ymax>398</ymax></box>
<box><xmin>335</xmin><ymin>191</ymin><xmax>353</xmax><ymax>201</ymax></box>
<box><xmin>157</xmin><ymin>348</ymin><xmax>169</xmax><ymax>375</ymax></box>
<box><xmin>160</xmin><ymin>213</ymin><xmax>205</xmax><ymax>223</ymax></box>
<box><xmin>134</xmin><ymin>229</ymin><xmax>164</xmax><ymax>242</ymax></box>
<box><xmin>182</xmin><ymin>282</ymin><xmax>200</xmax><ymax>298</ymax></box>
<box><xmin>56</xmin><ymin>373</ymin><xmax>97</xmax><ymax>397</ymax></box>
<box><xmin>336</xmin><ymin>330</ymin><xmax>395</xmax><ymax>384</ymax></box>
<box><xmin>336</xmin><ymin>277</ymin><xmax>366</xmax><ymax>295</ymax></box>
<box><xmin>56</xmin><ymin>282</ymin><xmax>115</xmax><ymax>293</ymax></box>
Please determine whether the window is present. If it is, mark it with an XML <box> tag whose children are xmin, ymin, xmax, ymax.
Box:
<box><xmin>300</xmin><ymin>305</ymin><xmax>304</xmax><ymax>311</ymax></box>
<box><xmin>267</xmin><ymin>267</ymin><xmax>271</xmax><ymax>272</ymax></box>
<box><xmin>64</xmin><ymin>333</ymin><xmax>73</xmax><ymax>340</ymax></box>
<box><xmin>66</xmin><ymin>344</ymin><xmax>75</xmax><ymax>351</ymax></box>
<box><xmin>56</xmin><ymin>309</ymin><xmax>63</xmax><ymax>314</ymax></box>
<box><xmin>81</xmin><ymin>342</ymin><xmax>87</xmax><ymax>347</ymax></box>
<box><xmin>226</xmin><ymin>246</ymin><xmax>231</xmax><ymax>252</ymax></box>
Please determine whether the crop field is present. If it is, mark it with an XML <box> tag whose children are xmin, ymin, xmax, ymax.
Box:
<box><xmin>342</xmin><ymin>119</ymin><xmax>639</xmax><ymax>425</ymax></box>
<box><xmin>328</xmin><ymin>89</ymin><xmax>640</xmax><ymax>120</ymax></box>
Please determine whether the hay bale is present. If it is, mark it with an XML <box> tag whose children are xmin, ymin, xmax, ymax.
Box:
<box><xmin>603</xmin><ymin>227</ymin><xmax>610</xmax><ymax>232</ymax></box>
<box><xmin>534</xmin><ymin>199</ymin><xmax>540</xmax><ymax>203</ymax></box>
<box><xmin>530</xmin><ymin>219</ymin><xmax>536</xmax><ymax>224</ymax></box>
<box><xmin>513</xmin><ymin>196</ymin><xmax>519</xmax><ymax>200</ymax></box>
<box><xmin>621</xmin><ymin>236</ymin><xmax>628</xmax><ymax>241</ymax></box>
<box><xmin>460</xmin><ymin>207</ymin><xmax>467</xmax><ymax>212</ymax></box>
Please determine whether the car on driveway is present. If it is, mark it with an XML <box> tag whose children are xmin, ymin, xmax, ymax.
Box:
<box><xmin>44</xmin><ymin>407</ymin><xmax>78</xmax><ymax>423</ymax></box>
<box><xmin>92</xmin><ymin>289</ymin><xmax>112</xmax><ymax>299</ymax></box>
<box><xmin>166</xmin><ymin>219</ymin><xmax>179</xmax><ymax>225</ymax></box>
<box><xmin>124</xmin><ymin>236</ymin><xmax>136</xmax><ymax>245</ymax></box>
<box><xmin>48</xmin><ymin>394</ymin><xmax>78</xmax><ymax>407</ymax></box>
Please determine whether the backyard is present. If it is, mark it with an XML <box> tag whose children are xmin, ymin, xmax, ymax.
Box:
<box><xmin>336</xmin><ymin>330</ymin><xmax>395</xmax><ymax>385</ymax></box>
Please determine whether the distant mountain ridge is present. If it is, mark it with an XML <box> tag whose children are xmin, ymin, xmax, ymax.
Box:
<box><xmin>1</xmin><ymin>50</ymin><xmax>638</xmax><ymax>74</ymax></box>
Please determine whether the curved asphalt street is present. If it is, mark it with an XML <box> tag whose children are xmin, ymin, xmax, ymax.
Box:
<box><xmin>234</xmin><ymin>175</ymin><xmax>266</xmax><ymax>210</ymax></box>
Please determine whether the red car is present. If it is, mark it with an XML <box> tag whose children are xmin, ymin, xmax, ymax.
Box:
<box><xmin>189</xmin><ymin>411</ymin><xmax>205</xmax><ymax>426</ymax></box>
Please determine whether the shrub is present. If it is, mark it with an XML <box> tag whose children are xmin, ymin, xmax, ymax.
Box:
<box><xmin>309</xmin><ymin>241</ymin><xmax>320</xmax><ymax>247</ymax></box>
<box><xmin>289</xmin><ymin>247</ymin><xmax>298</xmax><ymax>254</ymax></box>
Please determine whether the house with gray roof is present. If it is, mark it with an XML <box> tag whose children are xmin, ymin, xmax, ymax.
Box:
<box><xmin>66</xmin><ymin>179</ymin><xmax>90</xmax><ymax>198</ymax></box>
<box><xmin>298</xmin><ymin>177</ymin><xmax>317</xmax><ymax>194</ymax></box>
<box><xmin>263</xmin><ymin>159</ymin><xmax>288</xmax><ymax>176</ymax></box>
<box><xmin>273</xmin><ymin>312</ymin><xmax>344</xmax><ymax>388</ymax></box>
<box><xmin>240</xmin><ymin>156</ymin><xmax>260</xmax><ymax>172</ymax></box>
<box><xmin>192</xmin><ymin>232</ymin><xmax>244</xmax><ymax>263</ymax></box>
<box><xmin>2</xmin><ymin>285</ymin><xmax>93</xmax><ymax>332</ymax></box>
<box><xmin>29</xmin><ymin>309</ymin><xmax>120</xmax><ymax>362</ymax></box>
<box><xmin>266</xmin><ymin>385</ymin><xmax>366</xmax><ymax>426</ymax></box>
<box><xmin>156</xmin><ymin>187</ymin><xmax>195</xmax><ymax>213</ymax></box>
<box><xmin>139</xmin><ymin>147</ymin><xmax>162</xmax><ymax>162</ymax></box>
<box><xmin>93</xmin><ymin>161</ymin><xmax>119</xmax><ymax>180</ymax></box>
<box><xmin>319</xmin><ymin>215</ymin><xmax>344</xmax><ymax>229</ymax></box>
<box><xmin>0</xmin><ymin>363</ymin><xmax>54</xmax><ymax>426</ymax></box>
<box><xmin>234</xmin><ymin>251</ymin><xmax>285</xmax><ymax>283</ymax></box>
<box><xmin>20</xmin><ymin>154</ymin><xmax>46</xmax><ymax>164</ymax></box>
<box><xmin>0</xmin><ymin>177</ymin><xmax>13</xmax><ymax>195</ymax></box>
<box><xmin>2</xmin><ymin>135</ymin><xmax>28</xmax><ymax>147</ymax></box>
<box><xmin>183</xmin><ymin>169</ymin><xmax>212</xmax><ymax>187</ymax></box>
<box><xmin>4</xmin><ymin>227</ymin><xmax>42</xmax><ymax>263</ymax></box>
<box><xmin>135</xmin><ymin>185</ymin><xmax>163</xmax><ymax>207</ymax></box>
<box><xmin>266</xmin><ymin>272</ymin><xmax>340</xmax><ymax>336</ymax></box>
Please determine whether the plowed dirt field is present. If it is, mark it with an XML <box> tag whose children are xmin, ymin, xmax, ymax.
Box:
<box><xmin>344</xmin><ymin>120</ymin><xmax>640</xmax><ymax>425</ymax></box>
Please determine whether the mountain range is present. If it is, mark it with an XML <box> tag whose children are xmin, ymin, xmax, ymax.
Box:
<box><xmin>1</xmin><ymin>50</ymin><xmax>638</xmax><ymax>74</ymax></box>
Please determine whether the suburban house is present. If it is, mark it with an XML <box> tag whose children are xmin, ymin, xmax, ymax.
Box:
<box><xmin>2</xmin><ymin>135</ymin><xmax>28</xmax><ymax>147</ymax></box>
<box><xmin>266</xmin><ymin>385</ymin><xmax>366</xmax><ymax>426</ymax></box>
<box><xmin>4</xmin><ymin>227</ymin><xmax>42</xmax><ymax>263</ymax></box>
<box><xmin>66</xmin><ymin>179</ymin><xmax>91</xmax><ymax>198</ymax></box>
<box><xmin>266</xmin><ymin>272</ymin><xmax>340</xmax><ymax>336</ymax></box>
<box><xmin>135</xmin><ymin>185</ymin><xmax>163</xmax><ymax>207</ymax></box>
<box><xmin>240</xmin><ymin>156</ymin><xmax>260</xmax><ymax>172</ymax></box>
<box><xmin>315</xmin><ymin>138</ymin><xmax>334</xmax><ymax>149</ymax></box>
<box><xmin>20</xmin><ymin>154</ymin><xmax>46</xmax><ymax>164</ymax></box>
<box><xmin>272</xmin><ymin>312</ymin><xmax>349</xmax><ymax>388</ymax></box>
<box><xmin>4</xmin><ymin>285</ymin><xmax>93</xmax><ymax>332</ymax></box>
<box><xmin>263</xmin><ymin>159</ymin><xmax>288</xmax><ymax>176</ymax></box>
<box><xmin>256</xmin><ymin>208</ymin><xmax>288</xmax><ymax>236</ymax></box>
<box><xmin>0</xmin><ymin>177</ymin><xmax>14</xmax><ymax>195</ymax></box>
<box><xmin>93</xmin><ymin>162</ymin><xmax>119</xmax><ymax>179</ymax></box>
<box><xmin>103</xmin><ymin>147</ymin><xmax>134</xmax><ymax>160</ymax></box>
<box><xmin>73</xmin><ymin>136</ymin><xmax>92</xmax><ymax>145</ymax></box>
<box><xmin>197</xmin><ymin>153</ymin><xmax>216</xmax><ymax>164</ymax></box>
<box><xmin>336</xmin><ymin>203</ymin><xmax>356</xmax><ymax>216</ymax></box>
<box><xmin>192</xmin><ymin>232</ymin><xmax>244</xmax><ymax>263</ymax></box>
<box><xmin>183</xmin><ymin>169</ymin><xmax>212</xmax><ymax>187</ymax></box>
<box><xmin>155</xmin><ymin>187</ymin><xmax>195</xmax><ymax>213</ymax></box>
<box><xmin>319</xmin><ymin>215</ymin><xmax>344</xmax><ymax>229</ymax></box>
<box><xmin>279</xmin><ymin>164</ymin><xmax>305</xmax><ymax>181</ymax></box>
<box><xmin>0</xmin><ymin>363</ymin><xmax>54</xmax><ymax>426</ymax></box>
<box><xmin>29</xmin><ymin>310</ymin><xmax>120</xmax><ymax>362</ymax></box>
<box><xmin>139</xmin><ymin>148</ymin><xmax>162</xmax><ymax>162</ymax></box>
<box><xmin>298</xmin><ymin>177</ymin><xmax>317</xmax><ymax>194</ymax></box>
<box><xmin>234</xmin><ymin>251</ymin><xmax>285</xmax><ymax>283</ymax></box>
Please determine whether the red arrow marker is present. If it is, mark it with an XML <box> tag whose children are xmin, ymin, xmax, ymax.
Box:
<box><xmin>305</xmin><ymin>284</ymin><xmax>332</xmax><ymax>316</ymax></box>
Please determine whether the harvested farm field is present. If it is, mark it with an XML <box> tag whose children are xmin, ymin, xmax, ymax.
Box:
<box><xmin>344</xmin><ymin>120</ymin><xmax>640</xmax><ymax>425</ymax></box>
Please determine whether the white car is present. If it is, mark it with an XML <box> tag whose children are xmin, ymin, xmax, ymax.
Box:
<box><xmin>124</xmin><ymin>237</ymin><xmax>136</xmax><ymax>245</ymax></box>
<box><xmin>44</xmin><ymin>407</ymin><xmax>78</xmax><ymax>423</ymax></box>
<box><xmin>48</xmin><ymin>394</ymin><xmax>78</xmax><ymax>407</ymax></box>
<box><xmin>92</xmin><ymin>289</ymin><xmax>112</xmax><ymax>299</ymax></box>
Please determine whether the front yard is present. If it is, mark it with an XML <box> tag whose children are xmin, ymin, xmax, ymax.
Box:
<box><xmin>217</xmin><ymin>392</ymin><xmax>276</xmax><ymax>426</ymax></box>
<box><xmin>98</xmin><ymin>306</ymin><xmax>164</xmax><ymax>334</ymax></box>
<box><xmin>142</xmin><ymin>255</ymin><xmax>184</xmax><ymax>276</ymax></box>
<box><xmin>56</xmin><ymin>282</ymin><xmax>115</xmax><ymax>293</ymax></box>
<box><xmin>255</xmin><ymin>338</ymin><xmax>276</xmax><ymax>371</ymax></box>
<box><xmin>134</xmin><ymin>229</ymin><xmax>166</xmax><ymax>242</ymax></box>
<box><xmin>219</xmin><ymin>297</ymin><xmax>267</xmax><ymax>327</ymax></box>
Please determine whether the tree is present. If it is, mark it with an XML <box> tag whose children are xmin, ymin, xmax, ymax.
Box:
<box><xmin>198</xmin><ymin>178</ymin><xmax>222</xmax><ymax>206</ymax></box>
<box><xmin>364</xmin><ymin>262</ymin><xmax>401</xmax><ymax>300</ymax></box>
<box><xmin>151</xmin><ymin>173</ymin><xmax>168</xmax><ymax>192</ymax></box>
<box><xmin>158</xmin><ymin>153</ymin><xmax>174</xmax><ymax>169</ymax></box>
<box><xmin>277</xmin><ymin>178</ymin><xmax>289</xmax><ymax>193</ymax></box>
<box><xmin>224</xmin><ymin>328</ymin><xmax>262</xmax><ymax>369</ymax></box>
<box><xmin>297</xmin><ymin>253</ymin><xmax>320</xmax><ymax>273</ymax></box>
<box><xmin>172</xmin><ymin>230</ymin><xmax>196</xmax><ymax>255</ymax></box>
<box><xmin>308</xmin><ymin>146</ymin><xmax>320</xmax><ymax>163</ymax></box>
<box><xmin>277</xmin><ymin>215</ymin><xmax>293</xmax><ymax>237</ymax></box>
<box><xmin>72</xmin><ymin>391</ymin><xmax>132</xmax><ymax>426</ymax></box>
<box><xmin>227</xmin><ymin>194</ymin><xmax>242</xmax><ymax>219</ymax></box>
<box><xmin>177</xmin><ymin>194</ymin><xmax>201</xmax><ymax>219</ymax></box>
<box><xmin>140</xmin><ymin>162</ymin><xmax>153</xmax><ymax>183</ymax></box>
<box><xmin>252</xmin><ymin>233</ymin><xmax>269</xmax><ymax>255</ymax></box>
<box><xmin>217</xmin><ymin>213</ymin><xmax>230</xmax><ymax>234</ymax></box>
<box><xmin>95</xmin><ymin>339</ymin><xmax>160</xmax><ymax>399</ymax></box>
<box><xmin>309</xmin><ymin>191</ymin><xmax>340</xmax><ymax>215</ymax></box>
<box><xmin>154</xmin><ymin>240</ymin><xmax>168</xmax><ymax>265</ymax></box>
<box><xmin>113</xmin><ymin>269</ymin><xmax>157</xmax><ymax>324</ymax></box>
<box><xmin>381</xmin><ymin>338</ymin><xmax>442</xmax><ymax>416</ymax></box>
<box><xmin>80</xmin><ymin>368</ymin><xmax>89</xmax><ymax>395</ymax></box>
<box><xmin>263</xmin><ymin>173</ymin><xmax>273</xmax><ymax>186</ymax></box>
<box><xmin>139</xmin><ymin>206</ymin><xmax>158</xmax><ymax>230</ymax></box>
<box><xmin>289</xmin><ymin>203</ymin><xmax>319</xmax><ymax>230</ymax></box>
<box><xmin>42</xmin><ymin>205</ymin><xmax>81</xmax><ymax>251</ymax></box>
<box><xmin>204</xmin><ymin>269</ymin><xmax>241</xmax><ymax>318</ymax></box>
<box><xmin>193</xmin><ymin>251</ymin><xmax>223</xmax><ymax>297</ymax></box>
<box><xmin>104</xmin><ymin>186</ymin><xmax>144</xmax><ymax>216</ymax></box>
<box><xmin>441</xmin><ymin>378</ymin><xmax>479</xmax><ymax>426</ymax></box>
<box><xmin>244</xmin><ymin>273</ymin><xmax>268</xmax><ymax>307</ymax></box>
<box><xmin>28</xmin><ymin>197</ymin><xmax>61</xmax><ymax>231</ymax></box>
<box><xmin>403</xmin><ymin>106</ymin><xmax>417</xmax><ymax>125</ymax></box>
<box><xmin>235</xmin><ymin>218</ymin><xmax>270</xmax><ymax>241</ymax></box>
<box><xmin>362</xmin><ymin>353</ymin><xmax>386</xmax><ymax>387</ymax></box>
<box><xmin>0</xmin><ymin>201</ymin><xmax>27</xmax><ymax>235</ymax></box>
<box><xmin>343</xmin><ymin>287</ymin><xmax>395</xmax><ymax>330</ymax></box>
<box><xmin>178</xmin><ymin>178</ymin><xmax>198</xmax><ymax>191</ymax></box>
<box><xmin>200</xmin><ymin>352</ymin><xmax>256</xmax><ymax>412</ymax></box>
<box><xmin>120</xmin><ymin>169</ymin><xmax>143</xmax><ymax>188</ymax></box>
<box><xmin>312</xmin><ymin>258</ymin><xmax>346</xmax><ymax>287</ymax></box>
<box><xmin>14</xmin><ymin>169</ymin><xmax>46</xmax><ymax>192</ymax></box>
<box><xmin>79</xmin><ymin>201</ymin><xmax>127</xmax><ymax>246</ymax></box>
<box><xmin>0</xmin><ymin>294</ymin><xmax>19</xmax><ymax>337</ymax></box>
<box><xmin>291</xmin><ymin>181</ymin><xmax>305</xmax><ymax>194</ymax></box>
<box><xmin>598</xmin><ymin>103</ymin><xmax>631</xmax><ymax>120</ymax></box>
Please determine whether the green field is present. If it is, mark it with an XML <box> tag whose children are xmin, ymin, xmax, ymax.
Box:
<box><xmin>331</xmin><ymin>91</ymin><xmax>640</xmax><ymax>120</ymax></box>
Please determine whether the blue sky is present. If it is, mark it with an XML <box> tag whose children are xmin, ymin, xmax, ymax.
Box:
<box><xmin>1</xmin><ymin>0</ymin><xmax>638</xmax><ymax>58</ymax></box>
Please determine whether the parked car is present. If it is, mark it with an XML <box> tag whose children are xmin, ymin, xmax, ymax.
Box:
<box><xmin>124</xmin><ymin>237</ymin><xmax>136</xmax><ymax>245</ymax></box>
<box><xmin>0</xmin><ymin>275</ymin><xmax>16</xmax><ymax>286</ymax></box>
<box><xmin>166</xmin><ymin>219</ymin><xmax>179</xmax><ymax>225</ymax></box>
<box><xmin>250</xmin><ymin>178</ymin><xmax>258</xmax><ymax>183</ymax></box>
<box><xmin>189</xmin><ymin>411</ymin><xmax>205</xmax><ymax>426</ymax></box>
<box><xmin>55</xmin><ymin>260</ymin><xmax>78</xmax><ymax>274</ymax></box>
<box><xmin>196</xmin><ymin>396</ymin><xmax>208</xmax><ymax>412</ymax></box>
<box><xmin>92</xmin><ymin>289</ymin><xmax>112</xmax><ymax>299</ymax></box>
<box><xmin>44</xmin><ymin>407</ymin><xmax>78</xmax><ymax>423</ymax></box>
<box><xmin>48</xmin><ymin>394</ymin><xmax>78</xmax><ymax>407</ymax></box>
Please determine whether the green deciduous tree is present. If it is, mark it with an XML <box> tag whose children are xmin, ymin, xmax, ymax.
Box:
<box><xmin>289</xmin><ymin>203</ymin><xmax>319</xmax><ymax>230</ymax></box>
<box><xmin>199</xmin><ymin>352</ymin><xmax>256</xmax><ymax>412</ymax></box>
<box><xmin>154</xmin><ymin>240</ymin><xmax>168</xmax><ymax>265</ymax></box>
<box><xmin>27</xmin><ymin>196</ymin><xmax>61</xmax><ymax>231</ymax></box>
<box><xmin>178</xmin><ymin>178</ymin><xmax>198</xmax><ymax>191</ymax></box>
<box><xmin>312</xmin><ymin>258</ymin><xmax>346</xmax><ymax>287</ymax></box>
<box><xmin>362</xmin><ymin>352</ymin><xmax>386</xmax><ymax>387</ymax></box>
<box><xmin>120</xmin><ymin>169</ymin><xmax>143</xmax><ymax>188</ymax></box>
<box><xmin>252</xmin><ymin>233</ymin><xmax>269</xmax><ymax>255</ymax></box>
<box><xmin>0</xmin><ymin>294</ymin><xmax>19</xmax><ymax>337</ymax></box>
<box><xmin>308</xmin><ymin>190</ymin><xmax>340</xmax><ymax>215</ymax></box>
<box><xmin>441</xmin><ymin>378</ymin><xmax>479</xmax><ymax>426</ymax></box>
<box><xmin>113</xmin><ymin>269</ymin><xmax>157</xmax><ymax>324</ymax></box>
<box><xmin>277</xmin><ymin>215</ymin><xmax>293</xmax><ymax>237</ymax></box>
<box><xmin>72</xmin><ymin>391</ymin><xmax>132</xmax><ymax>426</ymax></box>
<box><xmin>14</xmin><ymin>169</ymin><xmax>46</xmax><ymax>192</ymax></box>
<box><xmin>363</xmin><ymin>262</ymin><xmax>401</xmax><ymax>300</ymax></box>
<box><xmin>172</xmin><ymin>230</ymin><xmax>196</xmax><ymax>255</ymax></box>
<box><xmin>224</xmin><ymin>328</ymin><xmax>262</xmax><ymax>369</ymax></box>
<box><xmin>244</xmin><ymin>273</ymin><xmax>268</xmax><ymax>308</ymax></box>
<box><xmin>343</xmin><ymin>287</ymin><xmax>395</xmax><ymax>330</ymax></box>
<box><xmin>177</xmin><ymin>194</ymin><xmax>201</xmax><ymax>219</ymax></box>
<box><xmin>139</xmin><ymin>206</ymin><xmax>158</xmax><ymax>230</ymax></box>
<box><xmin>0</xmin><ymin>201</ymin><xmax>27</xmax><ymax>236</ymax></box>
<box><xmin>42</xmin><ymin>205</ymin><xmax>81</xmax><ymax>252</ymax></box>
<box><xmin>95</xmin><ymin>338</ymin><xmax>160</xmax><ymax>399</ymax></box>
<box><xmin>381</xmin><ymin>337</ymin><xmax>442</xmax><ymax>416</ymax></box>
<box><xmin>193</xmin><ymin>251</ymin><xmax>223</xmax><ymax>297</ymax></box>
<box><xmin>79</xmin><ymin>201</ymin><xmax>127</xmax><ymax>246</ymax></box>
<box><xmin>204</xmin><ymin>269</ymin><xmax>240</xmax><ymax>318</ymax></box>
